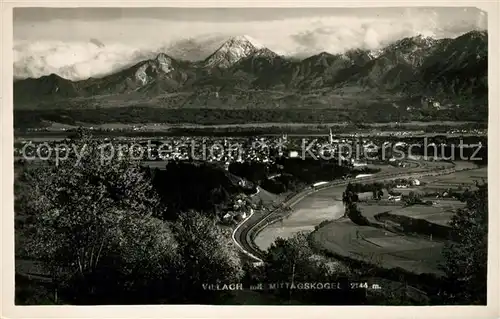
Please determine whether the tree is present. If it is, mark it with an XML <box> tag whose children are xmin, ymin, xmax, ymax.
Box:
<box><xmin>104</xmin><ymin>215</ymin><xmax>181</xmax><ymax>303</ymax></box>
<box><xmin>343</xmin><ymin>184</ymin><xmax>359</xmax><ymax>217</ymax></box>
<box><xmin>345</xmin><ymin>202</ymin><xmax>369</xmax><ymax>226</ymax></box>
<box><xmin>263</xmin><ymin>233</ymin><xmax>331</xmax><ymax>301</ymax></box>
<box><xmin>172</xmin><ymin>211</ymin><xmax>244</xmax><ymax>302</ymax></box>
<box><xmin>403</xmin><ymin>191</ymin><xmax>422</xmax><ymax>206</ymax></box>
<box><xmin>17</xmin><ymin>131</ymin><xmax>252</xmax><ymax>304</ymax></box>
<box><xmin>441</xmin><ymin>183</ymin><xmax>488</xmax><ymax>304</ymax></box>
<box><xmin>262</xmin><ymin>233</ymin><xmax>358</xmax><ymax>304</ymax></box>
<box><xmin>264</xmin><ymin>233</ymin><xmax>321</xmax><ymax>282</ymax></box>
<box><xmin>377</xmin><ymin>189</ymin><xmax>384</xmax><ymax>200</ymax></box>
<box><xmin>342</xmin><ymin>191</ymin><xmax>348</xmax><ymax>206</ymax></box>
<box><xmin>17</xmin><ymin>131</ymin><xmax>177</xmax><ymax>303</ymax></box>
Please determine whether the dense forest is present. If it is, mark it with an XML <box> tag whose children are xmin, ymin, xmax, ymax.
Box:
<box><xmin>14</xmin><ymin>104</ymin><xmax>488</xmax><ymax>130</ymax></box>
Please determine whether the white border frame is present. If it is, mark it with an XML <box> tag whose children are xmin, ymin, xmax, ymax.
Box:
<box><xmin>1</xmin><ymin>1</ymin><xmax>498</xmax><ymax>318</ymax></box>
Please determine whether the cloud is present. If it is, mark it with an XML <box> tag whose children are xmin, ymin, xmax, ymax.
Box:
<box><xmin>13</xmin><ymin>8</ymin><xmax>487</xmax><ymax>80</ymax></box>
<box><xmin>13</xmin><ymin>40</ymin><xmax>157</xmax><ymax>80</ymax></box>
<box><xmin>288</xmin><ymin>19</ymin><xmax>408</xmax><ymax>56</ymax></box>
<box><xmin>12</xmin><ymin>34</ymin><xmax>233</xmax><ymax>80</ymax></box>
<box><xmin>290</xmin><ymin>31</ymin><xmax>317</xmax><ymax>49</ymax></box>
<box><xmin>161</xmin><ymin>34</ymin><xmax>228</xmax><ymax>61</ymax></box>
<box><xmin>287</xmin><ymin>8</ymin><xmax>486</xmax><ymax>57</ymax></box>
<box><xmin>89</xmin><ymin>38</ymin><xmax>105</xmax><ymax>48</ymax></box>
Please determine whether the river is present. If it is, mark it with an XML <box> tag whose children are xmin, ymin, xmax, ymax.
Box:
<box><xmin>254</xmin><ymin>184</ymin><xmax>345</xmax><ymax>250</ymax></box>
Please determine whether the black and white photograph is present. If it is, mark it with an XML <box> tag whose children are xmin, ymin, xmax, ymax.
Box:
<box><xmin>3</xmin><ymin>3</ymin><xmax>497</xmax><ymax>314</ymax></box>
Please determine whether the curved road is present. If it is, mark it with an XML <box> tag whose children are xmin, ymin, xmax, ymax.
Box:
<box><xmin>232</xmin><ymin>160</ymin><xmax>469</xmax><ymax>263</ymax></box>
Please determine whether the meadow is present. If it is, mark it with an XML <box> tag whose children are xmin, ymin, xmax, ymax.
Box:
<box><xmin>311</xmin><ymin>164</ymin><xmax>486</xmax><ymax>275</ymax></box>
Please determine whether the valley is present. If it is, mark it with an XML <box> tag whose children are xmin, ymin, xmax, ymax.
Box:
<box><xmin>11</xmin><ymin>6</ymin><xmax>490</xmax><ymax>308</ymax></box>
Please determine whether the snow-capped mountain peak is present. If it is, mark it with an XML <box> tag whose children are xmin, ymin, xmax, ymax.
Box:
<box><xmin>231</xmin><ymin>35</ymin><xmax>265</xmax><ymax>49</ymax></box>
<box><xmin>367</xmin><ymin>35</ymin><xmax>440</xmax><ymax>66</ymax></box>
<box><xmin>387</xmin><ymin>35</ymin><xmax>438</xmax><ymax>53</ymax></box>
<box><xmin>204</xmin><ymin>35</ymin><xmax>266</xmax><ymax>68</ymax></box>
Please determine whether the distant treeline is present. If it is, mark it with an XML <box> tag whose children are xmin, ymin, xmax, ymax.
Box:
<box><xmin>14</xmin><ymin>124</ymin><xmax>488</xmax><ymax>139</ymax></box>
<box><xmin>14</xmin><ymin>106</ymin><xmax>487</xmax><ymax>129</ymax></box>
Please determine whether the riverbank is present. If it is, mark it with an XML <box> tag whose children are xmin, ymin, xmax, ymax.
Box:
<box><xmin>251</xmin><ymin>161</ymin><xmax>458</xmax><ymax>253</ymax></box>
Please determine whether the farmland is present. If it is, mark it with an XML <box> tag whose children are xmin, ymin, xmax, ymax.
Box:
<box><xmin>311</xmin><ymin>219</ymin><xmax>446</xmax><ymax>275</ymax></box>
<box><xmin>377</xmin><ymin>201</ymin><xmax>465</xmax><ymax>227</ymax></box>
<box><xmin>419</xmin><ymin>167</ymin><xmax>487</xmax><ymax>190</ymax></box>
<box><xmin>257</xmin><ymin>163</ymin><xmax>485</xmax><ymax>276</ymax></box>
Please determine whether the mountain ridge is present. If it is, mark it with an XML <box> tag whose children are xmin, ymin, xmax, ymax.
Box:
<box><xmin>14</xmin><ymin>30</ymin><xmax>488</xmax><ymax>112</ymax></box>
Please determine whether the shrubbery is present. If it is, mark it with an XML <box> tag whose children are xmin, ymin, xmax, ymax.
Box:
<box><xmin>15</xmin><ymin>131</ymin><xmax>244</xmax><ymax>305</ymax></box>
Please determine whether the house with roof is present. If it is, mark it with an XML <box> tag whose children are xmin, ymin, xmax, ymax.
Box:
<box><xmin>388</xmin><ymin>195</ymin><xmax>402</xmax><ymax>202</ymax></box>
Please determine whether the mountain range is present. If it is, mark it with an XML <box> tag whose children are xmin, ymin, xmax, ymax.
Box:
<box><xmin>14</xmin><ymin>30</ymin><xmax>487</xmax><ymax>111</ymax></box>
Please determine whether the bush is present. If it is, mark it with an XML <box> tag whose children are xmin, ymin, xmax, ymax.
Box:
<box><xmin>15</xmin><ymin>131</ymin><xmax>245</xmax><ymax>305</ymax></box>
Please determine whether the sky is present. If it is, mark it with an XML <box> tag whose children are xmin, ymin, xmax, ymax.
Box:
<box><xmin>13</xmin><ymin>7</ymin><xmax>487</xmax><ymax>81</ymax></box>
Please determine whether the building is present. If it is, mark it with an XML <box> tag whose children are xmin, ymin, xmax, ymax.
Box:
<box><xmin>289</xmin><ymin>151</ymin><xmax>299</xmax><ymax>158</ymax></box>
<box><xmin>352</xmin><ymin>161</ymin><xmax>367</xmax><ymax>167</ymax></box>
<box><xmin>388</xmin><ymin>195</ymin><xmax>402</xmax><ymax>202</ymax></box>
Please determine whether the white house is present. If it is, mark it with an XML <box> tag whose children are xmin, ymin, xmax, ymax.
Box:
<box><xmin>388</xmin><ymin>195</ymin><xmax>402</xmax><ymax>202</ymax></box>
<box><xmin>353</xmin><ymin>162</ymin><xmax>368</xmax><ymax>167</ymax></box>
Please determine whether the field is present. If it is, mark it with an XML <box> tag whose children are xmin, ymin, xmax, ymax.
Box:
<box><xmin>281</xmin><ymin>163</ymin><xmax>486</xmax><ymax>275</ymax></box>
<box><xmin>419</xmin><ymin>167</ymin><xmax>487</xmax><ymax>190</ymax></box>
<box><xmin>384</xmin><ymin>201</ymin><xmax>465</xmax><ymax>226</ymax></box>
<box><xmin>253</xmin><ymin>160</ymin><xmax>458</xmax><ymax>252</ymax></box>
<box><xmin>311</xmin><ymin>219</ymin><xmax>445</xmax><ymax>275</ymax></box>
<box><xmin>354</xmin><ymin>203</ymin><xmax>400</xmax><ymax>218</ymax></box>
